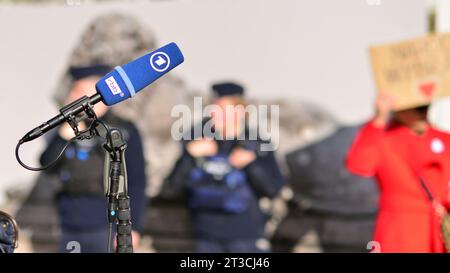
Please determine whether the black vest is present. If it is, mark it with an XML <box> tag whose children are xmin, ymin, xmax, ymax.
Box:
<box><xmin>58</xmin><ymin>113</ymin><xmax>132</xmax><ymax>198</ymax></box>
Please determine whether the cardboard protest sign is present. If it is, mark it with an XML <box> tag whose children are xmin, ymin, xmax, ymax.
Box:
<box><xmin>370</xmin><ymin>33</ymin><xmax>450</xmax><ymax>110</ymax></box>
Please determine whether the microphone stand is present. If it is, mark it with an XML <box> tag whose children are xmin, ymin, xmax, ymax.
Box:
<box><xmin>59</xmin><ymin>102</ymin><xmax>134</xmax><ymax>253</ymax></box>
<box><xmin>16</xmin><ymin>96</ymin><xmax>134</xmax><ymax>253</ymax></box>
<box><xmin>102</xmin><ymin>127</ymin><xmax>134</xmax><ymax>253</ymax></box>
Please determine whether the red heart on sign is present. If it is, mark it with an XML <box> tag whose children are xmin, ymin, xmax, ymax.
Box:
<box><xmin>419</xmin><ymin>81</ymin><xmax>436</xmax><ymax>99</ymax></box>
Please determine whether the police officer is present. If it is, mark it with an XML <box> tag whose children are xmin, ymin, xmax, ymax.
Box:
<box><xmin>40</xmin><ymin>65</ymin><xmax>148</xmax><ymax>253</ymax></box>
<box><xmin>165</xmin><ymin>82</ymin><xmax>285</xmax><ymax>253</ymax></box>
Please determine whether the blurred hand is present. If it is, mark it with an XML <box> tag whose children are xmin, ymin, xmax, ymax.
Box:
<box><xmin>65</xmin><ymin>77</ymin><xmax>109</xmax><ymax>119</ymax></box>
<box><xmin>229</xmin><ymin>148</ymin><xmax>256</xmax><ymax>169</ymax></box>
<box><xmin>132</xmin><ymin>230</ymin><xmax>141</xmax><ymax>250</ymax></box>
<box><xmin>374</xmin><ymin>93</ymin><xmax>395</xmax><ymax>128</ymax></box>
<box><xmin>186</xmin><ymin>139</ymin><xmax>218</xmax><ymax>158</ymax></box>
<box><xmin>58</xmin><ymin>122</ymin><xmax>86</xmax><ymax>141</ymax></box>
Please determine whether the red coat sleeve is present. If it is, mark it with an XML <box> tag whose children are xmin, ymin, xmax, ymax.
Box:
<box><xmin>346</xmin><ymin>120</ymin><xmax>385</xmax><ymax>177</ymax></box>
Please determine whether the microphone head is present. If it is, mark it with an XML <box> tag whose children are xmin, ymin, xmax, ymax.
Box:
<box><xmin>95</xmin><ymin>42</ymin><xmax>184</xmax><ymax>106</ymax></box>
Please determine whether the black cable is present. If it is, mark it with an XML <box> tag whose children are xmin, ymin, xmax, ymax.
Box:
<box><xmin>15</xmin><ymin>137</ymin><xmax>77</xmax><ymax>172</ymax></box>
<box><xmin>15</xmin><ymin>118</ymin><xmax>111</xmax><ymax>172</ymax></box>
<box><xmin>94</xmin><ymin>119</ymin><xmax>114</xmax><ymax>151</ymax></box>
<box><xmin>107</xmin><ymin>222</ymin><xmax>114</xmax><ymax>253</ymax></box>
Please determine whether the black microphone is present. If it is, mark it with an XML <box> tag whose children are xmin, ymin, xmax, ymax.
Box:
<box><xmin>20</xmin><ymin>94</ymin><xmax>102</xmax><ymax>143</ymax></box>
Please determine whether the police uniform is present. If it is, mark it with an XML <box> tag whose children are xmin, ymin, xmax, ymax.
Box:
<box><xmin>40</xmin><ymin>66</ymin><xmax>148</xmax><ymax>253</ymax></box>
<box><xmin>164</xmin><ymin>82</ymin><xmax>285</xmax><ymax>253</ymax></box>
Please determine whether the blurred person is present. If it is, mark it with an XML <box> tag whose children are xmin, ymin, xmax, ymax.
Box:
<box><xmin>164</xmin><ymin>82</ymin><xmax>285</xmax><ymax>253</ymax></box>
<box><xmin>272</xmin><ymin>125</ymin><xmax>378</xmax><ymax>253</ymax></box>
<box><xmin>40</xmin><ymin>65</ymin><xmax>148</xmax><ymax>253</ymax></box>
<box><xmin>346</xmin><ymin>94</ymin><xmax>450</xmax><ymax>253</ymax></box>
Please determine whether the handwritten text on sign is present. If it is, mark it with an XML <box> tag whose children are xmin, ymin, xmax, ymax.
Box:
<box><xmin>370</xmin><ymin>33</ymin><xmax>450</xmax><ymax>110</ymax></box>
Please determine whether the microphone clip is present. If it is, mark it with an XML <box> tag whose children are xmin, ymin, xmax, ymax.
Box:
<box><xmin>59</xmin><ymin>95</ymin><xmax>98</xmax><ymax>138</ymax></box>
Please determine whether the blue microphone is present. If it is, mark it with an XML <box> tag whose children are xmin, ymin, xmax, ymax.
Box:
<box><xmin>96</xmin><ymin>42</ymin><xmax>184</xmax><ymax>106</ymax></box>
<box><xmin>20</xmin><ymin>42</ymin><xmax>184</xmax><ymax>143</ymax></box>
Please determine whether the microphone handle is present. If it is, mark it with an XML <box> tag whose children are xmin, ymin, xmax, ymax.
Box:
<box><xmin>20</xmin><ymin>93</ymin><xmax>103</xmax><ymax>143</ymax></box>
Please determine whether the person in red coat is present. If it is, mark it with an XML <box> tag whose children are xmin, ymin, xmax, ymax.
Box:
<box><xmin>346</xmin><ymin>94</ymin><xmax>450</xmax><ymax>253</ymax></box>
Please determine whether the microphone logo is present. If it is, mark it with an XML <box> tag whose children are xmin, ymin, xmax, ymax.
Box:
<box><xmin>150</xmin><ymin>51</ymin><xmax>171</xmax><ymax>73</ymax></box>
<box><xmin>105</xmin><ymin>76</ymin><xmax>124</xmax><ymax>97</ymax></box>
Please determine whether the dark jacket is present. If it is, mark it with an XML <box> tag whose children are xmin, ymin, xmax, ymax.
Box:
<box><xmin>40</xmin><ymin>112</ymin><xmax>148</xmax><ymax>232</ymax></box>
<box><xmin>164</xmin><ymin>126</ymin><xmax>285</xmax><ymax>241</ymax></box>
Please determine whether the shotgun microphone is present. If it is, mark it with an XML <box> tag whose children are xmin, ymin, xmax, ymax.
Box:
<box><xmin>20</xmin><ymin>42</ymin><xmax>184</xmax><ymax>143</ymax></box>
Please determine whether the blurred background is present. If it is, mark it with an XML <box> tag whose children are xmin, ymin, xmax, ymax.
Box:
<box><xmin>1</xmin><ymin>0</ymin><xmax>450</xmax><ymax>252</ymax></box>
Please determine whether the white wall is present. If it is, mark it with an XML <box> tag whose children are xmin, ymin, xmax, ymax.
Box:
<box><xmin>0</xmin><ymin>0</ymin><xmax>426</xmax><ymax>204</ymax></box>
